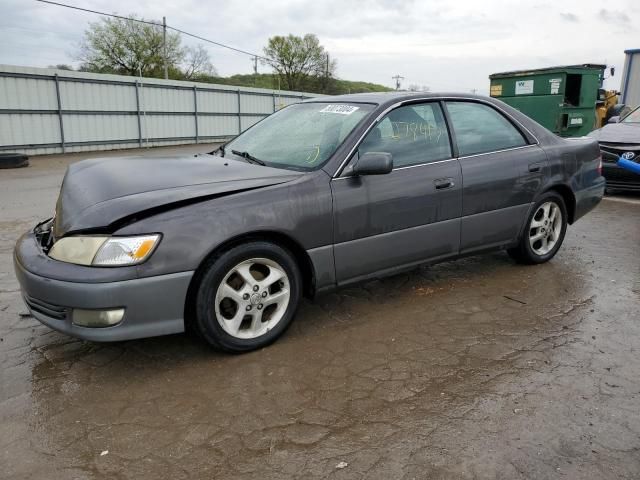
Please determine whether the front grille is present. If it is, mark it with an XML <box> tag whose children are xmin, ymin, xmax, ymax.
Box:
<box><xmin>603</xmin><ymin>166</ymin><xmax>640</xmax><ymax>183</ymax></box>
<box><xmin>23</xmin><ymin>295</ymin><xmax>68</xmax><ymax>320</ymax></box>
<box><xmin>599</xmin><ymin>143</ymin><xmax>640</xmax><ymax>164</ymax></box>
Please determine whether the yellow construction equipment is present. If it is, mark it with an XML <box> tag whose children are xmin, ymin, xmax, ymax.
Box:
<box><xmin>596</xmin><ymin>88</ymin><xmax>631</xmax><ymax>127</ymax></box>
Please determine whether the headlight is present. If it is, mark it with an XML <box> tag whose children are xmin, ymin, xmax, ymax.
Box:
<box><xmin>49</xmin><ymin>234</ymin><xmax>160</xmax><ymax>266</ymax></box>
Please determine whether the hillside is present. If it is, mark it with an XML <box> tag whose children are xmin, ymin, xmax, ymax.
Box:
<box><xmin>196</xmin><ymin>73</ymin><xmax>391</xmax><ymax>95</ymax></box>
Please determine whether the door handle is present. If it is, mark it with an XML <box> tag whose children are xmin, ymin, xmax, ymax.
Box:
<box><xmin>434</xmin><ymin>178</ymin><xmax>455</xmax><ymax>190</ymax></box>
<box><xmin>528</xmin><ymin>163</ymin><xmax>542</xmax><ymax>173</ymax></box>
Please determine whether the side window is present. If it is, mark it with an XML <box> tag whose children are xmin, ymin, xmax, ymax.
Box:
<box><xmin>445</xmin><ymin>101</ymin><xmax>527</xmax><ymax>156</ymax></box>
<box><xmin>358</xmin><ymin>102</ymin><xmax>451</xmax><ymax>168</ymax></box>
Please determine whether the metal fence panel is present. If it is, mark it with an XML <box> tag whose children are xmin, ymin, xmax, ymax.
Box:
<box><xmin>63</xmin><ymin>114</ymin><xmax>138</xmax><ymax>143</ymax></box>
<box><xmin>0</xmin><ymin>76</ymin><xmax>58</xmax><ymax>110</ymax></box>
<box><xmin>240</xmin><ymin>115</ymin><xmax>267</xmax><ymax>132</ymax></box>
<box><xmin>141</xmin><ymin>87</ymin><xmax>193</xmax><ymax>112</ymax></box>
<box><xmin>142</xmin><ymin>114</ymin><xmax>195</xmax><ymax>139</ymax></box>
<box><xmin>0</xmin><ymin>65</ymin><xmax>319</xmax><ymax>155</ymax></box>
<box><xmin>240</xmin><ymin>94</ymin><xmax>274</xmax><ymax>115</ymax></box>
<box><xmin>197</xmin><ymin>90</ymin><xmax>237</xmax><ymax>113</ymax></box>
<box><xmin>59</xmin><ymin>81</ymin><xmax>137</xmax><ymax>111</ymax></box>
<box><xmin>0</xmin><ymin>113</ymin><xmax>60</xmax><ymax>146</ymax></box>
<box><xmin>197</xmin><ymin>116</ymin><xmax>238</xmax><ymax>138</ymax></box>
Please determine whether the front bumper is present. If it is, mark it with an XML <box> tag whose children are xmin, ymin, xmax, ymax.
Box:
<box><xmin>14</xmin><ymin>230</ymin><xmax>193</xmax><ymax>342</ymax></box>
<box><xmin>603</xmin><ymin>163</ymin><xmax>640</xmax><ymax>191</ymax></box>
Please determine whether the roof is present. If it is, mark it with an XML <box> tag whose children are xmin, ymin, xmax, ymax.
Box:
<box><xmin>490</xmin><ymin>64</ymin><xmax>607</xmax><ymax>78</ymax></box>
<box><xmin>624</xmin><ymin>48</ymin><xmax>640</xmax><ymax>55</ymax></box>
<box><xmin>302</xmin><ymin>91</ymin><xmax>488</xmax><ymax>106</ymax></box>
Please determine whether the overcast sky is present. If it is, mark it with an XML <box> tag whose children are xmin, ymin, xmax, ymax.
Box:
<box><xmin>0</xmin><ymin>0</ymin><xmax>637</xmax><ymax>93</ymax></box>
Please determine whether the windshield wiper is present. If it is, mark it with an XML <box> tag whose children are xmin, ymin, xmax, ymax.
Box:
<box><xmin>231</xmin><ymin>149</ymin><xmax>266</xmax><ymax>166</ymax></box>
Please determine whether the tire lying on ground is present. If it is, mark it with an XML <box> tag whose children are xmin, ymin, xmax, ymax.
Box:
<box><xmin>0</xmin><ymin>153</ymin><xmax>29</xmax><ymax>169</ymax></box>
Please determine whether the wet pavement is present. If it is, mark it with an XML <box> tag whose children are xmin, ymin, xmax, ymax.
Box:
<box><xmin>1</xmin><ymin>146</ymin><xmax>639</xmax><ymax>479</ymax></box>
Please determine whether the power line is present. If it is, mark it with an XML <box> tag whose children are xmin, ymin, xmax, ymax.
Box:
<box><xmin>35</xmin><ymin>0</ymin><xmax>160</xmax><ymax>26</ymax></box>
<box><xmin>168</xmin><ymin>26</ymin><xmax>270</xmax><ymax>62</ymax></box>
<box><xmin>34</xmin><ymin>0</ymin><xmax>271</xmax><ymax>62</ymax></box>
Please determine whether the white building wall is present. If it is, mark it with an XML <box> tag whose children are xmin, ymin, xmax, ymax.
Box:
<box><xmin>621</xmin><ymin>49</ymin><xmax>640</xmax><ymax>109</ymax></box>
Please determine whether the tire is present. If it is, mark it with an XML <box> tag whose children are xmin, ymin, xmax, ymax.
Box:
<box><xmin>508</xmin><ymin>192</ymin><xmax>568</xmax><ymax>265</ymax></box>
<box><xmin>0</xmin><ymin>153</ymin><xmax>29</xmax><ymax>169</ymax></box>
<box><xmin>193</xmin><ymin>241</ymin><xmax>302</xmax><ymax>352</ymax></box>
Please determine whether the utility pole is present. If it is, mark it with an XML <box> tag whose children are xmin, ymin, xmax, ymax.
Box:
<box><xmin>392</xmin><ymin>74</ymin><xmax>404</xmax><ymax>90</ymax></box>
<box><xmin>325</xmin><ymin>53</ymin><xmax>330</xmax><ymax>93</ymax></box>
<box><xmin>470</xmin><ymin>88</ymin><xmax>478</xmax><ymax>94</ymax></box>
<box><xmin>252</xmin><ymin>56</ymin><xmax>258</xmax><ymax>86</ymax></box>
<box><xmin>162</xmin><ymin>16</ymin><xmax>168</xmax><ymax>79</ymax></box>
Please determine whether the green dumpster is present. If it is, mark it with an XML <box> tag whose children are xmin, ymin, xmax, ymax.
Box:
<box><xmin>489</xmin><ymin>64</ymin><xmax>605</xmax><ymax>137</ymax></box>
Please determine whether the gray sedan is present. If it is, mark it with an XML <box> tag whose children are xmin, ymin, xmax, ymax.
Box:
<box><xmin>14</xmin><ymin>92</ymin><xmax>605</xmax><ymax>352</ymax></box>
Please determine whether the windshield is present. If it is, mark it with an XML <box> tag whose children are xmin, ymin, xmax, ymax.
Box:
<box><xmin>224</xmin><ymin>102</ymin><xmax>375</xmax><ymax>171</ymax></box>
<box><xmin>621</xmin><ymin>106</ymin><xmax>640</xmax><ymax>123</ymax></box>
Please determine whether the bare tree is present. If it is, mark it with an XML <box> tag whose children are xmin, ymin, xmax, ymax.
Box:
<box><xmin>182</xmin><ymin>45</ymin><xmax>217</xmax><ymax>79</ymax></box>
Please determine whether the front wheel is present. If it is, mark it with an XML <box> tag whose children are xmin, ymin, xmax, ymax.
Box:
<box><xmin>508</xmin><ymin>192</ymin><xmax>568</xmax><ymax>264</ymax></box>
<box><xmin>194</xmin><ymin>242</ymin><xmax>302</xmax><ymax>352</ymax></box>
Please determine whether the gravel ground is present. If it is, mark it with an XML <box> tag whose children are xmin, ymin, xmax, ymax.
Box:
<box><xmin>1</xmin><ymin>145</ymin><xmax>639</xmax><ymax>479</ymax></box>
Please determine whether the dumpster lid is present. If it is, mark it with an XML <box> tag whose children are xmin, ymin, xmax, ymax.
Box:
<box><xmin>490</xmin><ymin>64</ymin><xmax>606</xmax><ymax>79</ymax></box>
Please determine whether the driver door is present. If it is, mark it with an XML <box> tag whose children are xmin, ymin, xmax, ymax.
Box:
<box><xmin>330</xmin><ymin>101</ymin><xmax>463</xmax><ymax>284</ymax></box>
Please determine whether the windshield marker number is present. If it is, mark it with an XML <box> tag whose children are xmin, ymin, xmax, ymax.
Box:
<box><xmin>320</xmin><ymin>104</ymin><xmax>360</xmax><ymax>115</ymax></box>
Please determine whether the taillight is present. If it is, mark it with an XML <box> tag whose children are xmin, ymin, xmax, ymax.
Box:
<box><xmin>597</xmin><ymin>155</ymin><xmax>602</xmax><ymax>176</ymax></box>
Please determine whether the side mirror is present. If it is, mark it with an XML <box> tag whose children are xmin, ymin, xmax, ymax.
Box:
<box><xmin>352</xmin><ymin>152</ymin><xmax>393</xmax><ymax>176</ymax></box>
<box><xmin>610</xmin><ymin>66</ymin><xmax>615</xmax><ymax>77</ymax></box>
<box><xmin>608</xmin><ymin>116</ymin><xmax>620</xmax><ymax>124</ymax></box>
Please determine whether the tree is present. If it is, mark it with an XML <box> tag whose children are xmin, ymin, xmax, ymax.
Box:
<box><xmin>182</xmin><ymin>45</ymin><xmax>217</xmax><ymax>80</ymax></box>
<box><xmin>48</xmin><ymin>64</ymin><xmax>74</xmax><ymax>71</ymax></box>
<box><xmin>77</xmin><ymin>16</ymin><xmax>183</xmax><ymax>77</ymax></box>
<box><xmin>262</xmin><ymin>34</ymin><xmax>335</xmax><ymax>91</ymax></box>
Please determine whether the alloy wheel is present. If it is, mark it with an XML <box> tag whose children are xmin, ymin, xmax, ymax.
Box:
<box><xmin>528</xmin><ymin>201</ymin><xmax>562</xmax><ymax>256</ymax></box>
<box><xmin>214</xmin><ymin>257</ymin><xmax>290</xmax><ymax>339</ymax></box>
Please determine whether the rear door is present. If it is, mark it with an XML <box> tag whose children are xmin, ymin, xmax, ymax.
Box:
<box><xmin>331</xmin><ymin>101</ymin><xmax>462</xmax><ymax>284</ymax></box>
<box><xmin>444</xmin><ymin>101</ymin><xmax>548</xmax><ymax>253</ymax></box>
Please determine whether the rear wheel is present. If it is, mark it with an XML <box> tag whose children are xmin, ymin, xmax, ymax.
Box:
<box><xmin>194</xmin><ymin>242</ymin><xmax>302</xmax><ymax>352</ymax></box>
<box><xmin>508</xmin><ymin>192</ymin><xmax>567</xmax><ymax>264</ymax></box>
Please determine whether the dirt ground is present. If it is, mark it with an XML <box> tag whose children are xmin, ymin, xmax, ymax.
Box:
<box><xmin>1</xmin><ymin>145</ymin><xmax>639</xmax><ymax>479</ymax></box>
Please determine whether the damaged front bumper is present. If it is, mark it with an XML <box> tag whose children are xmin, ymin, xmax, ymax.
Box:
<box><xmin>13</xmin><ymin>224</ymin><xmax>193</xmax><ymax>342</ymax></box>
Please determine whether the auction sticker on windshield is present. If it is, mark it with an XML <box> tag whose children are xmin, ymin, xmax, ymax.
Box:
<box><xmin>319</xmin><ymin>104</ymin><xmax>360</xmax><ymax>115</ymax></box>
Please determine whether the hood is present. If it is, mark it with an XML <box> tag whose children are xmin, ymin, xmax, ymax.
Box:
<box><xmin>588</xmin><ymin>122</ymin><xmax>640</xmax><ymax>144</ymax></box>
<box><xmin>54</xmin><ymin>154</ymin><xmax>302</xmax><ymax>236</ymax></box>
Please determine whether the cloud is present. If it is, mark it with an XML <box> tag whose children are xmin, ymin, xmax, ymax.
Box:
<box><xmin>0</xmin><ymin>0</ymin><xmax>632</xmax><ymax>93</ymax></box>
<box><xmin>559</xmin><ymin>12</ymin><xmax>580</xmax><ymax>22</ymax></box>
<box><xmin>597</xmin><ymin>8</ymin><xmax>630</xmax><ymax>24</ymax></box>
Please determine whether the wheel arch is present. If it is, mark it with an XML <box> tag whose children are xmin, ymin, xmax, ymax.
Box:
<box><xmin>183</xmin><ymin>230</ymin><xmax>316</xmax><ymax>329</ymax></box>
<box><xmin>543</xmin><ymin>183</ymin><xmax>576</xmax><ymax>224</ymax></box>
